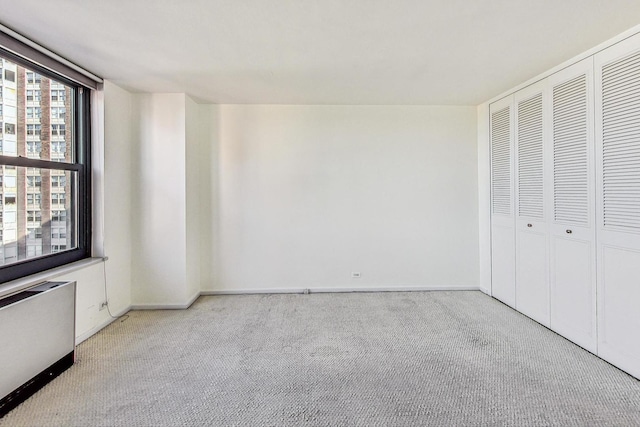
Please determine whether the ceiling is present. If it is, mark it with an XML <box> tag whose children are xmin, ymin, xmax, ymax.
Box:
<box><xmin>0</xmin><ymin>0</ymin><xmax>639</xmax><ymax>105</ymax></box>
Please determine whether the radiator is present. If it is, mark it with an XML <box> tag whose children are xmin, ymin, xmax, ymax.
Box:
<box><xmin>0</xmin><ymin>281</ymin><xmax>76</xmax><ymax>417</ymax></box>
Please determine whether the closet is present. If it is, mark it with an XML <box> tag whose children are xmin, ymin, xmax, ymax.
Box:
<box><xmin>490</xmin><ymin>32</ymin><xmax>640</xmax><ymax>378</ymax></box>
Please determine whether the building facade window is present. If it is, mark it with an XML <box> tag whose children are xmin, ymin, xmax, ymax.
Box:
<box><xmin>51</xmin><ymin>89</ymin><xmax>65</xmax><ymax>102</ymax></box>
<box><xmin>26</xmin><ymin>123</ymin><xmax>41</xmax><ymax>136</ymax></box>
<box><xmin>27</xmin><ymin>175</ymin><xmax>41</xmax><ymax>187</ymax></box>
<box><xmin>51</xmin><ymin>175</ymin><xmax>65</xmax><ymax>187</ymax></box>
<box><xmin>26</xmin><ymin>107</ymin><xmax>41</xmax><ymax>119</ymax></box>
<box><xmin>4</xmin><ymin>69</ymin><xmax>15</xmax><ymax>82</ymax></box>
<box><xmin>26</xmin><ymin>71</ymin><xmax>41</xmax><ymax>84</ymax></box>
<box><xmin>51</xmin><ymin>107</ymin><xmax>65</xmax><ymax>119</ymax></box>
<box><xmin>27</xmin><ymin>210</ymin><xmax>41</xmax><ymax>222</ymax></box>
<box><xmin>51</xmin><ymin>123</ymin><xmax>65</xmax><ymax>137</ymax></box>
<box><xmin>26</xmin><ymin>89</ymin><xmax>41</xmax><ymax>102</ymax></box>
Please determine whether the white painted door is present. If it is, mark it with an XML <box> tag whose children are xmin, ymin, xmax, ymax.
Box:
<box><xmin>595</xmin><ymin>33</ymin><xmax>640</xmax><ymax>379</ymax></box>
<box><xmin>490</xmin><ymin>95</ymin><xmax>516</xmax><ymax>307</ymax></box>
<box><xmin>547</xmin><ymin>58</ymin><xmax>597</xmax><ymax>352</ymax></box>
<box><xmin>514</xmin><ymin>81</ymin><xmax>550</xmax><ymax>326</ymax></box>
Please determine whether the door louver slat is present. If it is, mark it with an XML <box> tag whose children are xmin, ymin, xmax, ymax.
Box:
<box><xmin>602</xmin><ymin>51</ymin><xmax>640</xmax><ymax>230</ymax></box>
<box><xmin>554</xmin><ymin>75</ymin><xmax>589</xmax><ymax>225</ymax></box>
<box><xmin>492</xmin><ymin>106</ymin><xmax>512</xmax><ymax>215</ymax></box>
<box><xmin>518</xmin><ymin>94</ymin><xmax>544</xmax><ymax>219</ymax></box>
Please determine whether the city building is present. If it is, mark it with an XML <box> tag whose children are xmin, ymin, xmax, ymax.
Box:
<box><xmin>0</xmin><ymin>58</ymin><xmax>72</xmax><ymax>266</ymax></box>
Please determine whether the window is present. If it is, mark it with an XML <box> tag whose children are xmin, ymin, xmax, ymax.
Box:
<box><xmin>26</xmin><ymin>71</ymin><xmax>40</xmax><ymax>84</ymax></box>
<box><xmin>51</xmin><ymin>107</ymin><xmax>65</xmax><ymax>119</ymax></box>
<box><xmin>51</xmin><ymin>89</ymin><xmax>65</xmax><ymax>102</ymax></box>
<box><xmin>26</xmin><ymin>89</ymin><xmax>41</xmax><ymax>102</ymax></box>
<box><xmin>27</xmin><ymin>141</ymin><xmax>41</xmax><ymax>155</ymax></box>
<box><xmin>27</xmin><ymin>227</ymin><xmax>42</xmax><ymax>239</ymax></box>
<box><xmin>27</xmin><ymin>210</ymin><xmax>41</xmax><ymax>222</ymax></box>
<box><xmin>51</xmin><ymin>193</ymin><xmax>65</xmax><ymax>205</ymax></box>
<box><xmin>51</xmin><ymin>141</ymin><xmax>66</xmax><ymax>154</ymax></box>
<box><xmin>26</xmin><ymin>107</ymin><xmax>41</xmax><ymax>119</ymax></box>
<box><xmin>51</xmin><ymin>124</ymin><xmax>65</xmax><ymax>137</ymax></box>
<box><xmin>51</xmin><ymin>210</ymin><xmax>66</xmax><ymax>222</ymax></box>
<box><xmin>26</xmin><ymin>124</ymin><xmax>41</xmax><ymax>136</ymax></box>
<box><xmin>26</xmin><ymin>193</ymin><xmax>41</xmax><ymax>206</ymax></box>
<box><xmin>26</xmin><ymin>245</ymin><xmax>42</xmax><ymax>257</ymax></box>
<box><xmin>51</xmin><ymin>175</ymin><xmax>66</xmax><ymax>187</ymax></box>
<box><xmin>4</xmin><ymin>69</ymin><xmax>15</xmax><ymax>82</ymax></box>
<box><xmin>0</xmin><ymin>46</ymin><xmax>93</xmax><ymax>283</ymax></box>
<box><xmin>27</xmin><ymin>175</ymin><xmax>41</xmax><ymax>187</ymax></box>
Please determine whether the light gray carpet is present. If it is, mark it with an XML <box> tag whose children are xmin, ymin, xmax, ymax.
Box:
<box><xmin>2</xmin><ymin>291</ymin><xmax>640</xmax><ymax>426</ymax></box>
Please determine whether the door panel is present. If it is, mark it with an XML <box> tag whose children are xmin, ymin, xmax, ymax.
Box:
<box><xmin>550</xmin><ymin>236</ymin><xmax>594</xmax><ymax>349</ymax></box>
<box><xmin>514</xmin><ymin>82</ymin><xmax>549</xmax><ymax>326</ymax></box>
<box><xmin>492</xmin><ymin>224</ymin><xmax>516</xmax><ymax>306</ymax></box>
<box><xmin>491</xmin><ymin>96</ymin><xmax>516</xmax><ymax>307</ymax></box>
<box><xmin>598</xmin><ymin>245</ymin><xmax>640</xmax><ymax>378</ymax></box>
<box><xmin>516</xmin><ymin>230</ymin><xmax>548</xmax><ymax>323</ymax></box>
<box><xmin>548</xmin><ymin>58</ymin><xmax>597</xmax><ymax>352</ymax></box>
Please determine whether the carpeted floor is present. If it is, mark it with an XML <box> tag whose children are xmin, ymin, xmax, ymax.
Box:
<box><xmin>1</xmin><ymin>291</ymin><xmax>640</xmax><ymax>426</ymax></box>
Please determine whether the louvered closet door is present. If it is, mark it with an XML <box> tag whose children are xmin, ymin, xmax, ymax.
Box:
<box><xmin>490</xmin><ymin>95</ymin><xmax>516</xmax><ymax>308</ymax></box>
<box><xmin>547</xmin><ymin>58</ymin><xmax>597</xmax><ymax>353</ymax></box>
<box><xmin>595</xmin><ymin>34</ymin><xmax>640</xmax><ymax>379</ymax></box>
<box><xmin>514</xmin><ymin>81</ymin><xmax>550</xmax><ymax>326</ymax></box>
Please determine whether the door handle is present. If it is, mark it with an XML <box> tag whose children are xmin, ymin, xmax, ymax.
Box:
<box><xmin>527</xmin><ymin>223</ymin><xmax>533</xmax><ymax>228</ymax></box>
<box><xmin>566</xmin><ymin>229</ymin><xmax>572</xmax><ymax>234</ymax></box>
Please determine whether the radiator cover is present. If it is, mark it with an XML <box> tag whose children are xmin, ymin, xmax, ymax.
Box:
<box><xmin>0</xmin><ymin>281</ymin><xmax>76</xmax><ymax>417</ymax></box>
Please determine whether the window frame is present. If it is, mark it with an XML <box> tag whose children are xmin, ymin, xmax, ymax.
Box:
<box><xmin>0</xmin><ymin>46</ymin><xmax>92</xmax><ymax>284</ymax></box>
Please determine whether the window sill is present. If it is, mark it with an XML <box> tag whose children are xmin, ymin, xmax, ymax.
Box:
<box><xmin>0</xmin><ymin>257</ymin><xmax>105</xmax><ymax>299</ymax></box>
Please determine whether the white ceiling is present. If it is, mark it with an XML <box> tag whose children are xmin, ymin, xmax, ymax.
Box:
<box><xmin>1</xmin><ymin>0</ymin><xmax>640</xmax><ymax>105</ymax></box>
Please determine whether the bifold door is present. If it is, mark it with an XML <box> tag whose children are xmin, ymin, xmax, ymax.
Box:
<box><xmin>490</xmin><ymin>96</ymin><xmax>516</xmax><ymax>308</ymax></box>
<box><xmin>514</xmin><ymin>81</ymin><xmax>549</xmax><ymax>326</ymax></box>
<box><xmin>548</xmin><ymin>58</ymin><xmax>597</xmax><ymax>353</ymax></box>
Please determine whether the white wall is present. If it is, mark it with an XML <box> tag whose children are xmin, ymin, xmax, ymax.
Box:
<box><xmin>130</xmin><ymin>93</ymin><xmax>206</xmax><ymax>307</ymax></box>
<box><xmin>100</xmin><ymin>81</ymin><xmax>134</xmax><ymax>316</ymax></box>
<box><xmin>131</xmin><ymin>93</ymin><xmax>188</xmax><ymax>306</ymax></box>
<box><xmin>198</xmin><ymin>105</ymin><xmax>220</xmax><ymax>290</ymax></box>
<box><xmin>211</xmin><ymin>105</ymin><xmax>479</xmax><ymax>292</ymax></box>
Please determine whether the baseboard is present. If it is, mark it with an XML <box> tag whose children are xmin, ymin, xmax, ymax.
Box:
<box><xmin>75</xmin><ymin>305</ymin><xmax>131</xmax><ymax>345</ymax></box>
<box><xmin>201</xmin><ymin>285</ymin><xmax>480</xmax><ymax>296</ymax></box>
<box><xmin>130</xmin><ymin>291</ymin><xmax>201</xmax><ymax>310</ymax></box>
<box><xmin>127</xmin><ymin>286</ymin><xmax>482</xmax><ymax>308</ymax></box>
